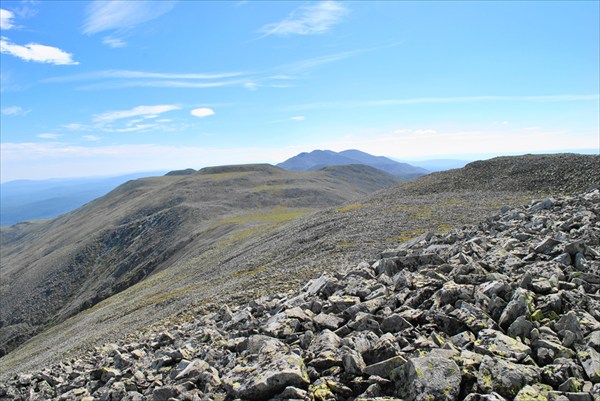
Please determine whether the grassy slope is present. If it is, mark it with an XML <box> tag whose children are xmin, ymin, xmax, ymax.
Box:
<box><xmin>0</xmin><ymin>164</ymin><xmax>399</xmax><ymax>358</ymax></box>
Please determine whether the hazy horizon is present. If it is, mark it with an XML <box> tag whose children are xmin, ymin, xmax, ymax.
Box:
<box><xmin>1</xmin><ymin>1</ymin><xmax>599</xmax><ymax>182</ymax></box>
<box><xmin>1</xmin><ymin>148</ymin><xmax>597</xmax><ymax>184</ymax></box>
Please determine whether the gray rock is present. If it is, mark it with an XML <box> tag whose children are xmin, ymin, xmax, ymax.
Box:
<box><xmin>577</xmin><ymin>346</ymin><xmax>600</xmax><ymax>383</ymax></box>
<box><xmin>394</xmin><ymin>353</ymin><xmax>461</xmax><ymax>401</ymax></box>
<box><xmin>586</xmin><ymin>330</ymin><xmax>600</xmax><ymax>351</ymax></box>
<box><xmin>508</xmin><ymin>315</ymin><xmax>534</xmax><ymax>341</ymax></box>
<box><xmin>474</xmin><ymin>328</ymin><xmax>531</xmax><ymax>362</ymax></box>
<box><xmin>498</xmin><ymin>288</ymin><xmax>536</xmax><ymax>330</ymax></box>
<box><xmin>380</xmin><ymin>313</ymin><xmax>413</xmax><ymax>333</ymax></box>
<box><xmin>313</xmin><ymin>312</ymin><xmax>345</xmax><ymax>330</ymax></box>
<box><xmin>342</xmin><ymin>348</ymin><xmax>366</xmax><ymax>375</ymax></box>
<box><xmin>152</xmin><ymin>385</ymin><xmax>180</xmax><ymax>401</ymax></box>
<box><xmin>363</xmin><ymin>355</ymin><xmax>407</xmax><ymax>379</ymax></box>
<box><xmin>222</xmin><ymin>350</ymin><xmax>309</xmax><ymax>400</ymax></box>
<box><xmin>478</xmin><ymin>355</ymin><xmax>540</xmax><ymax>399</ymax></box>
<box><xmin>556</xmin><ymin>311</ymin><xmax>584</xmax><ymax>342</ymax></box>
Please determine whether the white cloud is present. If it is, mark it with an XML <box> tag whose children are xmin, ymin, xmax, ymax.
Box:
<box><xmin>244</xmin><ymin>82</ymin><xmax>259</xmax><ymax>91</ymax></box>
<box><xmin>0</xmin><ymin>8</ymin><xmax>15</xmax><ymax>30</ymax></box>
<box><xmin>37</xmin><ymin>133</ymin><xmax>61</xmax><ymax>140</ymax></box>
<box><xmin>83</xmin><ymin>0</ymin><xmax>175</xmax><ymax>34</ymax></box>
<box><xmin>82</xmin><ymin>135</ymin><xmax>101</xmax><ymax>141</ymax></box>
<box><xmin>93</xmin><ymin>105</ymin><xmax>180</xmax><ymax>123</ymax></box>
<box><xmin>44</xmin><ymin>70</ymin><xmax>247</xmax><ymax>82</ymax></box>
<box><xmin>291</xmin><ymin>116</ymin><xmax>305</xmax><ymax>121</ymax></box>
<box><xmin>102</xmin><ymin>36</ymin><xmax>127</xmax><ymax>48</ymax></box>
<box><xmin>62</xmin><ymin>123</ymin><xmax>90</xmax><ymax>131</ymax></box>
<box><xmin>259</xmin><ymin>1</ymin><xmax>348</xmax><ymax>36</ymax></box>
<box><xmin>0</xmin><ymin>36</ymin><xmax>78</xmax><ymax>65</ymax></box>
<box><xmin>109</xmin><ymin>124</ymin><xmax>158</xmax><ymax>133</ymax></box>
<box><xmin>190</xmin><ymin>108</ymin><xmax>215</xmax><ymax>118</ymax></box>
<box><xmin>1</xmin><ymin>106</ymin><xmax>28</xmax><ymax>116</ymax></box>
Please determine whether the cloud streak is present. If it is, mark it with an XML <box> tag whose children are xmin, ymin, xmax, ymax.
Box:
<box><xmin>1</xmin><ymin>106</ymin><xmax>28</xmax><ymax>116</ymax></box>
<box><xmin>93</xmin><ymin>105</ymin><xmax>180</xmax><ymax>123</ymax></box>
<box><xmin>259</xmin><ymin>1</ymin><xmax>348</xmax><ymax>36</ymax></box>
<box><xmin>83</xmin><ymin>1</ymin><xmax>175</xmax><ymax>34</ymax></box>
<box><xmin>36</xmin><ymin>133</ymin><xmax>61</xmax><ymax>140</ymax></box>
<box><xmin>0</xmin><ymin>36</ymin><xmax>78</xmax><ymax>65</ymax></box>
<box><xmin>287</xmin><ymin>95</ymin><xmax>600</xmax><ymax>111</ymax></box>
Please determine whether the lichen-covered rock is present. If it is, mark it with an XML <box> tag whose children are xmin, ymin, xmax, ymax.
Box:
<box><xmin>222</xmin><ymin>349</ymin><xmax>309</xmax><ymax>400</ymax></box>
<box><xmin>499</xmin><ymin>288</ymin><xmax>536</xmax><ymax>330</ymax></box>
<box><xmin>474</xmin><ymin>328</ymin><xmax>531</xmax><ymax>362</ymax></box>
<box><xmin>478</xmin><ymin>356</ymin><xmax>541</xmax><ymax>399</ymax></box>
<box><xmin>577</xmin><ymin>346</ymin><xmax>600</xmax><ymax>383</ymax></box>
<box><xmin>394</xmin><ymin>353</ymin><xmax>462</xmax><ymax>401</ymax></box>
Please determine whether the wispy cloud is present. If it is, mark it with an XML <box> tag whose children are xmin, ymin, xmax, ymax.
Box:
<box><xmin>83</xmin><ymin>1</ymin><xmax>175</xmax><ymax>34</ymax></box>
<box><xmin>0</xmin><ymin>8</ymin><xmax>15</xmax><ymax>30</ymax></box>
<box><xmin>283</xmin><ymin>49</ymin><xmax>363</xmax><ymax>73</ymax></box>
<box><xmin>102</xmin><ymin>36</ymin><xmax>127</xmax><ymax>48</ymax></box>
<box><xmin>43</xmin><ymin>69</ymin><xmax>254</xmax><ymax>90</ymax></box>
<box><xmin>287</xmin><ymin>94</ymin><xmax>600</xmax><ymax>111</ymax></box>
<box><xmin>190</xmin><ymin>108</ymin><xmax>215</xmax><ymax>118</ymax></box>
<box><xmin>259</xmin><ymin>1</ymin><xmax>348</xmax><ymax>37</ymax></box>
<box><xmin>37</xmin><ymin>133</ymin><xmax>61</xmax><ymax>140</ymax></box>
<box><xmin>1</xmin><ymin>106</ymin><xmax>29</xmax><ymax>116</ymax></box>
<box><xmin>62</xmin><ymin>123</ymin><xmax>90</xmax><ymax>131</ymax></box>
<box><xmin>44</xmin><ymin>70</ymin><xmax>247</xmax><ymax>83</ymax></box>
<box><xmin>0</xmin><ymin>36</ymin><xmax>78</xmax><ymax>65</ymax></box>
<box><xmin>93</xmin><ymin>105</ymin><xmax>180</xmax><ymax>123</ymax></box>
<box><xmin>82</xmin><ymin>135</ymin><xmax>101</xmax><ymax>142</ymax></box>
<box><xmin>291</xmin><ymin>116</ymin><xmax>305</xmax><ymax>121</ymax></box>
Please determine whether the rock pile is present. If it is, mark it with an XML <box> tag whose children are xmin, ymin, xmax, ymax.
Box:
<box><xmin>2</xmin><ymin>189</ymin><xmax>599</xmax><ymax>401</ymax></box>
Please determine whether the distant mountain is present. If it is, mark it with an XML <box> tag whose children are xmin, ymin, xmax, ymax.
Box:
<box><xmin>0</xmin><ymin>172</ymin><xmax>165</xmax><ymax>226</ymax></box>
<box><xmin>278</xmin><ymin>149</ymin><xmax>429</xmax><ymax>179</ymax></box>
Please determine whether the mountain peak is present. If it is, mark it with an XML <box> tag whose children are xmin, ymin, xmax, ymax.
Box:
<box><xmin>278</xmin><ymin>149</ymin><xmax>429</xmax><ymax>179</ymax></box>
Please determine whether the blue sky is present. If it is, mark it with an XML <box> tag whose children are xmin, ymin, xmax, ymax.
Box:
<box><xmin>1</xmin><ymin>0</ymin><xmax>598</xmax><ymax>182</ymax></box>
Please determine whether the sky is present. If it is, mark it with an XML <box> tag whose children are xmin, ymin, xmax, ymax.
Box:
<box><xmin>0</xmin><ymin>0</ymin><xmax>598</xmax><ymax>182</ymax></box>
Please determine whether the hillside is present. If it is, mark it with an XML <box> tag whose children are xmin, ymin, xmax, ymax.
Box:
<box><xmin>1</xmin><ymin>153</ymin><xmax>598</xmax><ymax>381</ymax></box>
<box><xmin>278</xmin><ymin>149</ymin><xmax>429</xmax><ymax>179</ymax></box>
<box><xmin>2</xmin><ymin>158</ymin><xmax>599</xmax><ymax>400</ymax></box>
<box><xmin>0</xmin><ymin>164</ymin><xmax>399</xmax><ymax>356</ymax></box>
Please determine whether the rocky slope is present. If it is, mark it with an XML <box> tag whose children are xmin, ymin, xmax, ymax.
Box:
<box><xmin>0</xmin><ymin>154</ymin><xmax>597</xmax><ymax>387</ymax></box>
<box><xmin>401</xmin><ymin>153</ymin><xmax>599</xmax><ymax>195</ymax></box>
<box><xmin>2</xmin><ymin>188</ymin><xmax>599</xmax><ymax>401</ymax></box>
<box><xmin>0</xmin><ymin>164</ymin><xmax>400</xmax><ymax>356</ymax></box>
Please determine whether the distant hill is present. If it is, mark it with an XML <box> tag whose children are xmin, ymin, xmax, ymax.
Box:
<box><xmin>278</xmin><ymin>149</ymin><xmax>429</xmax><ymax>179</ymax></box>
<box><xmin>1</xmin><ymin>172</ymin><xmax>165</xmax><ymax>226</ymax></box>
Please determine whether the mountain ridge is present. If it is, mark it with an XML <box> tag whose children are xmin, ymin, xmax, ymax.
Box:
<box><xmin>0</xmin><ymin>164</ymin><xmax>400</xmax><ymax>356</ymax></box>
<box><xmin>1</xmin><ymin>153</ymin><xmax>598</xmax><ymax>380</ymax></box>
<box><xmin>278</xmin><ymin>149</ymin><xmax>429</xmax><ymax>179</ymax></box>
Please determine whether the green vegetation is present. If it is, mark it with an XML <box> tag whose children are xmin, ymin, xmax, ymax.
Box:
<box><xmin>336</xmin><ymin>203</ymin><xmax>364</xmax><ymax>213</ymax></box>
<box><xmin>220</xmin><ymin>207</ymin><xmax>311</xmax><ymax>225</ymax></box>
